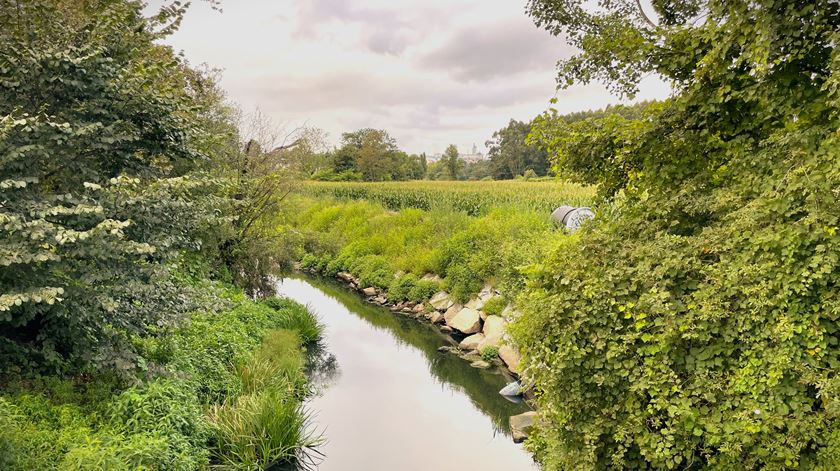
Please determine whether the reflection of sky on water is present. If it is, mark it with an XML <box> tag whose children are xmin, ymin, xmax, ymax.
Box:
<box><xmin>275</xmin><ymin>276</ymin><xmax>538</xmax><ymax>471</ymax></box>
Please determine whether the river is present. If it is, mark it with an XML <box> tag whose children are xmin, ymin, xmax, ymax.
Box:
<box><xmin>274</xmin><ymin>275</ymin><xmax>538</xmax><ymax>470</ymax></box>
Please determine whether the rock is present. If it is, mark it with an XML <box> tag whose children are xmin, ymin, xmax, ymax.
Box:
<box><xmin>429</xmin><ymin>310</ymin><xmax>445</xmax><ymax>324</ymax></box>
<box><xmin>499</xmin><ymin>381</ymin><xmax>522</xmax><ymax>397</ymax></box>
<box><xmin>478</xmin><ymin>333</ymin><xmax>503</xmax><ymax>351</ymax></box>
<box><xmin>499</xmin><ymin>345</ymin><xmax>522</xmax><ymax>375</ymax></box>
<box><xmin>482</xmin><ymin>315</ymin><xmax>506</xmax><ymax>338</ymax></box>
<box><xmin>470</xmin><ymin>360</ymin><xmax>491</xmax><ymax>369</ymax></box>
<box><xmin>479</xmin><ymin>310</ymin><xmax>488</xmax><ymax>321</ymax></box>
<box><xmin>447</xmin><ymin>307</ymin><xmax>482</xmax><ymax>335</ymax></box>
<box><xmin>429</xmin><ymin>291</ymin><xmax>455</xmax><ymax>311</ymax></box>
<box><xmin>421</xmin><ymin>273</ymin><xmax>443</xmax><ymax>283</ymax></box>
<box><xmin>440</xmin><ymin>326</ymin><xmax>454</xmax><ymax>334</ymax></box>
<box><xmin>337</xmin><ymin>272</ymin><xmax>357</xmax><ymax>284</ymax></box>
<box><xmin>443</xmin><ymin>303</ymin><xmax>463</xmax><ymax>324</ymax></box>
<box><xmin>401</xmin><ymin>307</ymin><xmax>413</xmax><ymax>313</ymax></box>
<box><xmin>458</xmin><ymin>333</ymin><xmax>485</xmax><ymax>351</ymax></box>
<box><xmin>465</xmin><ymin>298</ymin><xmax>481</xmax><ymax>310</ymax></box>
<box><xmin>362</xmin><ymin>287</ymin><xmax>377</xmax><ymax>297</ymax></box>
<box><xmin>373</xmin><ymin>296</ymin><xmax>387</xmax><ymax>305</ymax></box>
<box><xmin>412</xmin><ymin>303</ymin><xmax>426</xmax><ymax>313</ymax></box>
<box><xmin>501</xmin><ymin>303</ymin><xmax>520</xmax><ymax>321</ymax></box>
<box><xmin>437</xmin><ymin>346</ymin><xmax>453</xmax><ymax>353</ymax></box>
<box><xmin>509</xmin><ymin>411</ymin><xmax>538</xmax><ymax>443</ymax></box>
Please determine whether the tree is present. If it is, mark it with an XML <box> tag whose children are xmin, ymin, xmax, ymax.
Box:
<box><xmin>444</xmin><ymin>144</ymin><xmax>462</xmax><ymax>180</ymax></box>
<box><xmin>0</xmin><ymin>0</ymin><xmax>223</xmax><ymax>372</ymax></box>
<box><xmin>517</xmin><ymin>0</ymin><xmax>840</xmax><ymax>468</ymax></box>
<box><xmin>485</xmin><ymin>119</ymin><xmax>549</xmax><ymax>179</ymax></box>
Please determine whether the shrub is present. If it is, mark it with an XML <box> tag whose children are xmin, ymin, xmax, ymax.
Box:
<box><xmin>479</xmin><ymin>346</ymin><xmax>499</xmax><ymax>362</ymax></box>
<box><xmin>407</xmin><ymin>280</ymin><xmax>440</xmax><ymax>303</ymax></box>
<box><xmin>208</xmin><ymin>388</ymin><xmax>318</xmax><ymax>469</ymax></box>
<box><xmin>481</xmin><ymin>296</ymin><xmax>507</xmax><ymax>317</ymax></box>
<box><xmin>260</xmin><ymin>298</ymin><xmax>323</xmax><ymax>345</ymax></box>
<box><xmin>388</xmin><ymin>273</ymin><xmax>419</xmax><ymax>301</ymax></box>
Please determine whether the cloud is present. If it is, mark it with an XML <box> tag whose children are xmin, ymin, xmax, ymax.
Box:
<box><xmin>242</xmin><ymin>72</ymin><xmax>552</xmax><ymax>114</ymax></box>
<box><xmin>419</xmin><ymin>19</ymin><xmax>571</xmax><ymax>82</ymax></box>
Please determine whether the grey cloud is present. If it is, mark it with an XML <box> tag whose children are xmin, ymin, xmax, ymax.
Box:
<box><xmin>294</xmin><ymin>0</ymin><xmax>435</xmax><ymax>56</ymax></box>
<box><xmin>366</xmin><ymin>30</ymin><xmax>411</xmax><ymax>55</ymax></box>
<box><xmin>243</xmin><ymin>72</ymin><xmax>551</xmax><ymax>114</ymax></box>
<box><xmin>419</xmin><ymin>20</ymin><xmax>571</xmax><ymax>82</ymax></box>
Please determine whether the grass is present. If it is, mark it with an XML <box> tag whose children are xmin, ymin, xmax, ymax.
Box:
<box><xmin>210</xmin><ymin>329</ymin><xmax>322</xmax><ymax>469</ymax></box>
<box><xmin>0</xmin><ymin>281</ymin><xmax>323</xmax><ymax>470</ymax></box>
<box><xmin>303</xmin><ymin>179</ymin><xmax>596</xmax><ymax>216</ymax></box>
<box><xmin>278</xmin><ymin>191</ymin><xmax>572</xmax><ymax>302</ymax></box>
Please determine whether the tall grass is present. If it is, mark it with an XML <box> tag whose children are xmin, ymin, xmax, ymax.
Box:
<box><xmin>261</xmin><ymin>297</ymin><xmax>324</xmax><ymax>345</ymax></box>
<box><xmin>303</xmin><ymin>179</ymin><xmax>595</xmax><ymax>216</ymax></box>
<box><xmin>210</xmin><ymin>329</ymin><xmax>322</xmax><ymax>469</ymax></box>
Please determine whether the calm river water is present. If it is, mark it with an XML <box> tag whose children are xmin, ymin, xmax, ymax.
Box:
<box><xmin>274</xmin><ymin>275</ymin><xmax>538</xmax><ymax>470</ymax></box>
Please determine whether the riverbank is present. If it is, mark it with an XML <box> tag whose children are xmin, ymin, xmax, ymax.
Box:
<box><xmin>276</xmin><ymin>194</ymin><xmax>568</xmax><ymax>379</ymax></box>
<box><xmin>276</xmin><ymin>276</ymin><xmax>538</xmax><ymax>470</ymax></box>
<box><xmin>0</xmin><ymin>259</ymin><xmax>322</xmax><ymax>470</ymax></box>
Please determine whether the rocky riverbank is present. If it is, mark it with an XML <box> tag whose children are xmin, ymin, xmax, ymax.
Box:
<box><xmin>298</xmin><ymin>268</ymin><xmax>538</xmax><ymax>444</ymax></box>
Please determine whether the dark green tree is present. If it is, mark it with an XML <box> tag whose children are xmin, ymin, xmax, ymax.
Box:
<box><xmin>516</xmin><ymin>0</ymin><xmax>840</xmax><ymax>468</ymax></box>
<box><xmin>0</xmin><ymin>0</ymin><xmax>224</xmax><ymax>372</ymax></box>
<box><xmin>444</xmin><ymin>144</ymin><xmax>461</xmax><ymax>180</ymax></box>
<box><xmin>486</xmin><ymin>119</ymin><xmax>549</xmax><ymax>179</ymax></box>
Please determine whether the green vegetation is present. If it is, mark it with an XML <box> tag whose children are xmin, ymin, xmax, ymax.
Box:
<box><xmin>510</xmin><ymin>0</ymin><xmax>840</xmax><ymax>469</ymax></box>
<box><xmin>302</xmin><ymin>179</ymin><xmax>594</xmax><ymax>216</ymax></box>
<box><xmin>310</xmin><ymin>128</ymin><xmax>426</xmax><ymax>182</ymax></box>
<box><xmin>0</xmin><ymin>283</ymin><xmax>321</xmax><ymax>469</ymax></box>
<box><xmin>281</xmin><ymin>193</ymin><xmax>570</xmax><ymax>302</ymax></box>
<box><xmin>0</xmin><ymin>2</ymin><xmax>321</xmax><ymax>469</ymax></box>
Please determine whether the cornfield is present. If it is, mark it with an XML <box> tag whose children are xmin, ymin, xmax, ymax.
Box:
<box><xmin>302</xmin><ymin>180</ymin><xmax>596</xmax><ymax>215</ymax></box>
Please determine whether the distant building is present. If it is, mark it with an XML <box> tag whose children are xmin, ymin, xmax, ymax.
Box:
<box><xmin>425</xmin><ymin>144</ymin><xmax>485</xmax><ymax>164</ymax></box>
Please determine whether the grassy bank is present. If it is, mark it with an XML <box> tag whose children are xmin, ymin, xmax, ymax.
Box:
<box><xmin>278</xmin><ymin>192</ymin><xmax>576</xmax><ymax>303</ymax></box>
<box><xmin>0</xmin><ymin>265</ymin><xmax>322</xmax><ymax>470</ymax></box>
<box><xmin>302</xmin><ymin>180</ymin><xmax>595</xmax><ymax>216</ymax></box>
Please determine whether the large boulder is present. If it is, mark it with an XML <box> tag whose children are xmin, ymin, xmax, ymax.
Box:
<box><xmin>458</xmin><ymin>333</ymin><xmax>485</xmax><ymax>351</ymax></box>
<box><xmin>499</xmin><ymin>345</ymin><xmax>522</xmax><ymax>374</ymax></box>
<box><xmin>429</xmin><ymin>310</ymin><xmax>445</xmax><ymax>324</ymax></box>
<box><xmin>429</xmin><ymin>291</ymin><xmax>455</xmax><ymax>311</ymax></box>
<box><xmin>447</xmin><ymin>307</ymin><xmax>482</xmax><ymax>335</ymax></box>
<box><xmin>482</xmin><ymin>315</ymin><xmax>506</xmax><ymax>338</ymax></box>
<box><xmin>362</xmin><ymin>287</ymin><xmax>377</xmax><ymax>297</ymax></box>
<box><xmin>443</xmin><ymin>303</ymin><xmax>463</xmax><ymax>324</ymax></box>
<box><xmin>509</xmin><ymin>411</ymin><xmax>538</xmax><ymax>443</ymax></box>
<box><xmin>478</xmin><ymin>333</ymin><xmax>502</xmax><ymax>351</ymax></box>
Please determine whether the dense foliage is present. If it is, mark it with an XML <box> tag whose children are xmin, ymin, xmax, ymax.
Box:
<box><xmin>0</xmin><ymin>0</ymin><xmax>226</xmax><ymax>372</ymax></box>
<box><xmin>486</xmin><ymin>119</ymin><xmax>550</xmax><ymax>179</ymax></box>
<box><xmin>311</xmin><ymin>128</ymin><xmax>426</xmax><ymax>182</ymax></box>
<box><xmin>279</xmin><ymin>194</ymin><xmax>561</xmax><ymax>302</ymax></box>
<box><xmin>514</xmin><ymin>0</ymin><xmax>840</xmax><ymax>468</ymax></box>
<box><xmin>302</xmin><ymin>180</ymin><xmax>594</xmax><ymax>216</ymax></box>
<box><xmin>0</xmin><ymin>278</ymin><xmax>321</xmax><ymax>470</ymax></box>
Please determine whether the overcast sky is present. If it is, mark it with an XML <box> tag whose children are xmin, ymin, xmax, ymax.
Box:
<box><xmin>147</xmin><ymin>0</ymin><xmax>670</xmax><ymax>155</ymax></box>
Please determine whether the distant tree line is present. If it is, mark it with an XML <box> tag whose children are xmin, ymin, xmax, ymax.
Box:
<box><xmin>287</xmin><ymin>103</ymin><xmax>652</xmax><ymax>182</ymax></box>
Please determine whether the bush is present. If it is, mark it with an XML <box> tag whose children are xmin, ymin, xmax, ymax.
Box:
<box><xmin>209</xmin><ymin>388</ymin><xmax>316</xmax><ymax>469</ymax></box>
<box><xmin>479</xmin><ymin>346</ymin><xmax>499</xmax><ymax>361</ymax></box>
<box><xmin>261</xmin><ymin>297</ymin><xmax>323</xmax><ymax>345</ymax></box>
<box><xmin>481</xmin><ymin>296</ymin><xmax>507</xmax><ymax>317</ymax></box>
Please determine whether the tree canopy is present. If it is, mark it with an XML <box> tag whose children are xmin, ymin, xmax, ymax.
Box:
<box><xmin>515</xmin><ymin>0</ymin><xmax>840</xmax><ymax>468</ymax></box>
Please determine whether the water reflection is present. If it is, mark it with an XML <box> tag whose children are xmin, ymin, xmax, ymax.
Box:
<box><xmin>275</xmin><ymin>275</ymin><xmax>538</xmax><ymax>471</ymax></box>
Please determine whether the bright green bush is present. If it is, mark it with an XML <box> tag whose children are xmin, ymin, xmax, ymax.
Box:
<box><xmin>209</xmin><ymin>388</ymin><xmax>315</xmax><ymax>470</ymax></box>
<box><xmin>481</xmin><ymin>296</ymin><xmax>507</xmax><ymax>317</ymax></box>
<box><xmin>260</xmin><ymin>297</ymin><xmax>324</xmax><ymax>345</ymax></box>
<box><xmin>479</xmin><ymin>346</ymin><xmax>499</xmax><ymax>362</ymax></box>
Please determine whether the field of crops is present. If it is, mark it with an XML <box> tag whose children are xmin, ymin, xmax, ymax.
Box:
<box><xmin>302</xmin><ymin>180</ymin><xmax>596</xmax><ymax>215</ymax></box>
